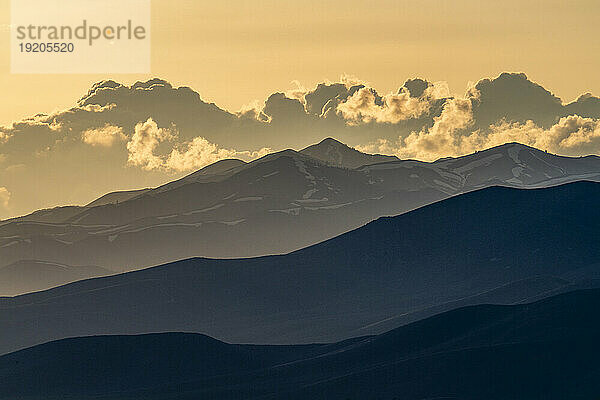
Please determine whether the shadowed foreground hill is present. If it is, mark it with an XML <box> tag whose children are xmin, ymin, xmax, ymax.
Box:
<box><xmin>0</xmin><ymin>181</ymin><xmax>599</xmax><ymax>354</ymax></box>
<box><xmin>1</xmin><ymin>289</ymin><xmax>599</xmax><ymax>400</ymax></box>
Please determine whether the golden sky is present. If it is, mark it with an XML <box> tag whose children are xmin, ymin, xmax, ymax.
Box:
<box><xmin>1</xmin><ymin>0</ymin><xmax>600</xmax><ymax>124</ymax></box>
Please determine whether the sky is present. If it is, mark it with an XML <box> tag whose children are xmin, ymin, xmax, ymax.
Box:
<box><xmin>2</xmin><ymin>0</ymin><xmax>600</xmax><ymax>219</ymax></box>
<box><xmin>1</xmin><ymin>0</ymin><xmax>600</xmax><ymax>124</ymax></box>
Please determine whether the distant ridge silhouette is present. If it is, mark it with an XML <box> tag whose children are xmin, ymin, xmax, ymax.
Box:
<box><xmin>1</xmin><ymin>289</ymin><xmax>599</xmax><ymax>399</ymax></box>
<box><xmin>1</xmin><ymin>140</ymin><xmax>600</xmax><ymax>297</ymax></box>
<box><xmin>1</xmin><ymin>181</ymin><xmax>599</xmax><ymax>354</ymax></box>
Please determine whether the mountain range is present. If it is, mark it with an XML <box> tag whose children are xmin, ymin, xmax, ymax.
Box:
<box><xmin>1</xmin><ymin>139</ymin><xmax>600</xmax><ymax>295</ymax></box>
<box><xmin>4</xmin><ymin>73</ymin><xmax>600</xmax><ymax>224</ymax></box>
<box><xmin>1</xmin><ymin>289</ymin><xmax>598</xmax><ymax>399</ymax></box>
<box><xmin>1</xmin><ymin>181</ymin><xmax>599</xmax><ymax>355</ymax></box>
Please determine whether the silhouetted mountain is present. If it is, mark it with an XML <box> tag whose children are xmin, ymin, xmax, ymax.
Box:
<box><xmin>2</xmin><ymin>142</ymin><xmax>599</xmax><ymax>291</ymax></box>
<box><xmin>433</xmin><ymin>141</ymin><xmax>600</xmax><ymax>187</ymax></box>
<box><xmin>1</xmin><ymin>289</ymin><xmax>599</xmax><ymax>399</ymax></box>
<box><xmin>300</xmin><ymin>137</ymin><xmax>399</xmax><ymax>168</ymax></box>
<box><xmin>1</xmin><ymin>182</ymin><xmax>598</xmax><ymax>354</ymax></box>
<box><xmin>0</xmin><ymin>145</ymin><xmax>455</xmax><ymax>278</ymax></box>
<box><xmin>0</xmin><ymin>260</ymin><xmax>112</xmax><ymax>296</ymax></box>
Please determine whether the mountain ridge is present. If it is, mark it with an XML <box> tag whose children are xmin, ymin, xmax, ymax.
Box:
<box><xmin>1</xmin><ymin>140</ymin><xmax>600</xmax><ymax>294</ymax></box>
<box><xmin>1</xmin><ymin>181</ymin><xmax>598</xmax><ymax>354</ymax></box>
<box><xmin>0</xmin><ymin>260</ymin><xmax>113</xmax><ymax>296</ymax></box>
<box><xmin>1</xmin><ymin>289</ymin><xmax>598</xmax><ymax>399</ymax></box>
<box><xmin>5</xmin><ymin>140</ymin><xmax>598</xmax><ymax>224</ymax></box>
<box><xmin>300</xmin><ymin>137</ymin><xmax>399</xmax><ymax>168</ymax></box>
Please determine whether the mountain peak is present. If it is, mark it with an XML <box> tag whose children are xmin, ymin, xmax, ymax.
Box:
<box><xmin>317</xmin><ymin>137</ymin><xmax>347</xmax><ymax>146</ymax></box>
<box><xmin>301</xmin><ymin>137</ymin><xmax>398</xmax><ymax>168</ymax></box>
<box><xmin>485</xmin><ymin>141</ymin><xmax>547</xmax><ymax>154</ymax></box>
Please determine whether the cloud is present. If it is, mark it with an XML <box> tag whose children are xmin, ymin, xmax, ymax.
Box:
<box><xmin>3</xmin><ymin>73</ymin><xmax>600</xmax><ymax>157</ymax></box>
<box><xmin>340</xmin><ymin>74</ymin><xmax>367</xmax><ymax>87</ymax></box>
<box><xmin>552</xmin><ymin>116</ymin><xmax>600</xmax><ymax>150</ymax></box>
<box><xmin>237</xmin><ymin>100</ymin><xmax>264</xmax><ymax>120</ymax></box>
<box><xmin>403</xmin><ymin>78</ymin><xmax>430</xmax><ymax>98</ymax></box>
<box><xmin>127</xmin><ymin>118</ymin><xmax>272</xmax><ymax>172</ymax></box>
<box><xmin>261</xmin><ymin>93</ymin><xmax>307</xmax><ymax>123</ymax></box>
<box><xmin>336</xmin><ymin>87</ymin><xmax>402</xmax><ymax>124</ymax></box>
<box><xmin>126</xmin><ymin>119</ymin><xmax>177</xmax><ymax>171</ymax></box>
<box><xmin>5</xmin><ymin>72</ymin><xmax>585</xmax><ymax>158</ymax></box>
<box><xmin>356</xmin><ymin>97</ymin><xmax>474</xmax><ymax>160</ymax></box>
<box><xmin>82</xmin><ymin>124</ymin><xmax>126</xmax><ymax>147</ymax></box>
<box><xmin>354</xmin><ymin>138</ymin><xmax>398</xmax><ymax>156</ymax></box>
<box><xmin>304</xmin><ymin>82</ymin><xmax>349</xmax><ymax>116</ymax></box>
<box><xmin>79</xmin><ymin>103</ymin><xmax>117</xmax><ymax>113</ymax></box>
<box><xmin>358</xmin><ymin>112</ymin><xmax>600</xmax><ymax>161</ymax></box>
<box><xmin>0</xmin><ymin>187</ymin><xmax>10</xmax><ymax>210</ymax></box>
<box><xmin>336</xmin><ymin>81</ymin><xmax>449</xmax><ymax>125</ymax></box>
<box><xmin>484</xmin><ymin>115</ymin><xmax>600</xmax><ymax>155</ymax></box>
<box><xmin>403</xmin><ymin>78</ymin><xmax>450</xmax><ymax>99</ymax></box>
<box><xmin>166</xmin><ymin>138</ymin><xmax>271</xmax><ymax>172</ymax></box>
<box><xmin>403</xmin><ymin>97</ymin><xmax>474</xmax><ymax>158</ymax></box>
<box><xmin>17</xmin><ymin>114</ymin><xmax>63</xmax><ymax>132</ymax></box>
<box><xmin>285</xmin><ymin>80</ymin><xmax>309</xmax><ymax>103</ymax></box>
<box><xmin>469</xmin><ymin>72</ymin><xmax>563</xmax><ymax>129</ymax></box>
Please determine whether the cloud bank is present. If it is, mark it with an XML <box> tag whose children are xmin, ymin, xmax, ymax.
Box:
<box><xmin>356</xmin><ymin>78</ymin><xmax>600</xmax><ymax>161</ymax></box>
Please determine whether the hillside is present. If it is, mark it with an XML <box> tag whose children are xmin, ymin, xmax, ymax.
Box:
<box><xmin>1</xmin><ymin>289</ymin><xmax>598</xmax><ymax>399</ymax></box>
<box><xmin>1</xmin><ymin>181</ymin><xmax>598</xmax><ymax>354</ymax></box>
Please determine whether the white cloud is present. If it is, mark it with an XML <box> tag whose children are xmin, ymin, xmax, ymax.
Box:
<box><xmin>82</xmin><ymin>124</ymin><xmax>126</xmax><ymax>147</ymax></box>
<box><xmin>337</xmin><ymin>87</ymin><xmax>424</xmax><ymax>124</ymax></box>
<box><xmin>401</xmin><ymin>98</ymin><xmax>474</xmax><ymax>159</ymax></box>
<box><xmin>354</xmin><ymin>138</ymin><xmax>398</xmax><ymax>155</ymax></box>
<box><xmin>358</xmin><ymin>112</ymin><xmax>600</xmax><ymax>161</ymax></box>
<box><xmin>357</xmin><ymin>97</ymin><xmax>473</xmax><ymax>160</ymax></box>
<box><xmin>127</xmin><ymin>118</ymin><xmax>272</xmax><ymax>172</ymax></box>
<box><xmin>485</xmin><ymin>115</ymin><xmax>600</xmax><ymax>155</ymax></box>
<box><xmin>427</xmin><ymin>81</ymin><xmax>451</xmax><ymax>99</ymax></box>
<box><xmin>126</xmin><ymin>118</ymin><xmax>176</xmax><ymax>171</ymax></box>
<box><xmin>79</xmin><ymin>103</ymin><xmax>117</xmax><ymax>113</ymax></box>
<box><xmin>166</xmin><ymin>137</ymin><xmax>271</xmax><ymax>172</ymax></box>
<box><xmin>336</xmin><ymin>82</ymin><xmax>449</xmax><ymax>125</ymax></box>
